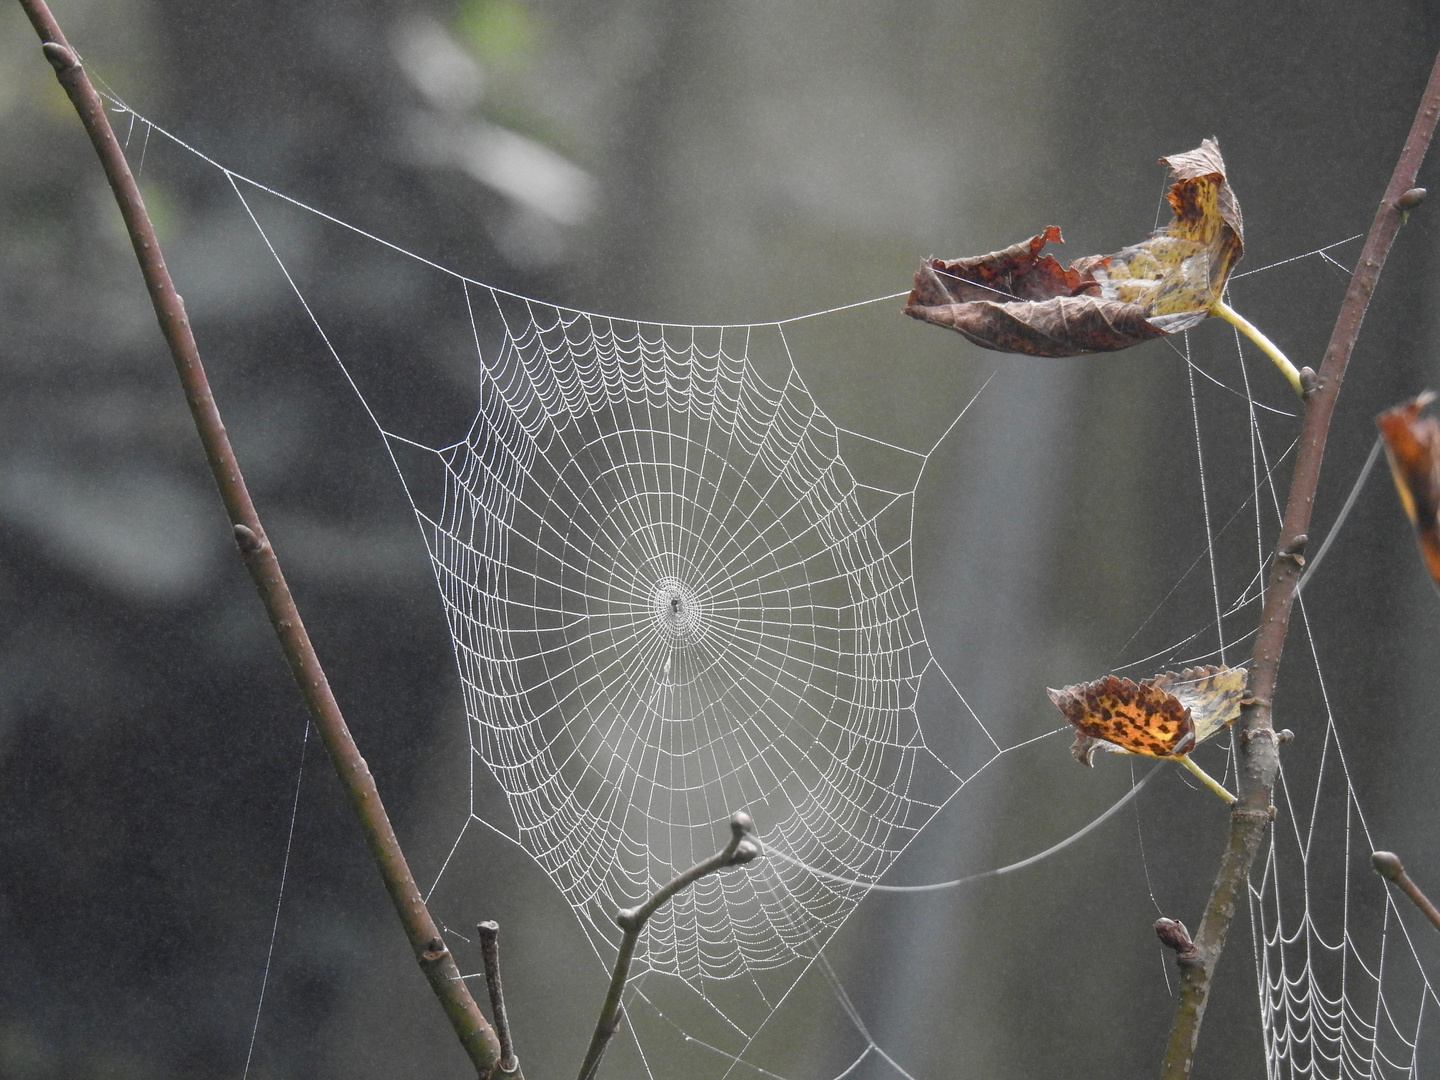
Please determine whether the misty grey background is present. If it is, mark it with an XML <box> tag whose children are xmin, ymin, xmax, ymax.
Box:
<box><xmin>4</xmin><ymin>2</ymin><xmax>1440</xmax><ymax>1078</ymax></box>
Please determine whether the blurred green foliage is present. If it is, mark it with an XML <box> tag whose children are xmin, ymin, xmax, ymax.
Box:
<box><xmin>455</xmin><ymin>0</ymin><xmax>540</xmax><ymax>69</ymax></box>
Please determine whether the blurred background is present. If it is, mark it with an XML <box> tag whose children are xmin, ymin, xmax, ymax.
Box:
<box><xmin>4</xmin><ymin>1</ymin><xmax>1440</xmax><ymax>1078</ymax></box>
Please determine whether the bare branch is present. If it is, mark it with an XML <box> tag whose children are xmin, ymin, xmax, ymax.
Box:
<box><xmin>16</xmin><ymin>2</ymin><xmax>504</xmax><ymax>1074</ymax></box>
<box><xmin>1373</xmin><ymin>851</ymin><xmax>1440</xmax><ymax>935</ymax></box>
<box><xmin>478</xmin><ymin>922</ymin><xmax>523</xmax><ymax>1077</ymax></box>
<box><xmin>576</xmin><ymin>812</ymin><xmax>761</xmax><ymax>1080</ymax></box>
<box><xmin>1159</xmin><ymin>40</ymin><xmax>1440</xmax><ymax>1080</ymax></box>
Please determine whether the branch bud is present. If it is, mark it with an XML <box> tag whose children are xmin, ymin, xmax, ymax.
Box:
<box><xmin>1398</xmin><ymin>187</ymin><xmax>1428</xmax><ymax>211</ymax></box>
<box><xmin>41</xmin><ymin>41</ymin><xmax>78</xmax><ymax>73</ymax></box>
<box><xmin>730</xmin><ymin>839</ymin><xmax>761</xmax><ymax>865</ymax></box>
<box><xmin>730</xmin><ymin>810</ymin><xmax>754</xmax><ymax>837</ymax></box>
<box><xmin>233</xmin><ymin>522</ymin><xmax>266</xmax><ymax>554</ymax></box>
<box><xmin>1371</xmin><ymin>851</ymin><xmax>1404</xmax><ymax>882</ymax></box>
<box><xmin>1154</xmin><ymin>917</ymin><xmax>1200</xmax><ymax>962</ymax></box>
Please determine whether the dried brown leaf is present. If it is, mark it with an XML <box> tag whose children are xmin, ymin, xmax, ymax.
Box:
<box><xmin>1047</xmin><ymin>664</ymin><xmax>1248</xmax><ymax>765</ymax></box>
<box><xmin>906</xmin><ymin>139</ymin><xmax>1244</xmax><ymax>357</ymax></box>
<box><xmin>1377</xmin><ymin>391</ymin><xmax>1440</xmax><ymax>590</ymax></box>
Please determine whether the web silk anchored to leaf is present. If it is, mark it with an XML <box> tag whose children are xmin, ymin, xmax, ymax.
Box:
<box><xmin>905</xmin><ymin>140</ymin><xmax>1305</xmax><ymax>396</ymax></box>
<box><xmin>1048</xmin><ymin>665</ymin><xmax>1248</xmax><ymax>803</ymax></box>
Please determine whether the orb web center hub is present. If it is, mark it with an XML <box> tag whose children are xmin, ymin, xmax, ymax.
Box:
<box><xmin>651</xmin><ymin>574</ymin><xmax>703</xmax><ymax>641</ymax></box>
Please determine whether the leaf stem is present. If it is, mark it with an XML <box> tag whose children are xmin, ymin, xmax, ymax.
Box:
<box><xmin>1211</xmin><ymin>298</ymin><xmax>1304</xmax><ymax>397</ymax></box>
<box><xmin>1176</xmin><ymin>755</ymin><xmax>1235</xmax><ymax>804</ymax></box>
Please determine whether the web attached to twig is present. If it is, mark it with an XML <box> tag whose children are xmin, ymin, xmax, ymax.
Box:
<box><xmin>424</xmin><ymin>295</ymin><xmax>969</xmax><ymax>981</ymax></box>
<box><xmin>103</xmin><ymin>94</ymin><xmax>1440</xmax><ymax>1080</ymax></box>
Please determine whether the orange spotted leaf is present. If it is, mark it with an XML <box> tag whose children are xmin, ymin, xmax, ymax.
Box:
<box><xmin>1377</xmin><ymin>391</ymin><xmax>1440</xmax><ymax>590</ymax></box>
<box><xmin>1047</xmin><ymin>665</ymin><xmax>1248</xmax><ymax>766</ymax></box>
<box><xmin>906</xmin><ymin>139</ymin><xmax>1243</xmax><ymax>357</ymax></box>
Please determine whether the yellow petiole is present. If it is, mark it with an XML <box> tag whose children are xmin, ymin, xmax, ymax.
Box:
<box><xmin>1212</xmin><ymin>298</ymin><xmax>1305</xmax><ymax>398</ymax></box>
<box><xmin>1177</xmin><ymin>753</ymin><xmax>1237</xmax><ymax>804</ymax></box>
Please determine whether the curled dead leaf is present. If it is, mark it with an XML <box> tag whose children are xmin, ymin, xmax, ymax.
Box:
<box><xmin>905</xmin><ymin>225</ymin><xmax>1163</xmax><ymax>356</ymax></box>
<box><xmin>1047</xmin><ymin>664</ymin><xmax>1247</xmax><ymax>764</ymax></box>
<box><xmin>907</xmin><ymin>140</ymin><xmax>1238</xmax><ymax>355</ymax></box>
<box><xmin>1377</xmin><ymin>391</ymin><xmax>1440</xmax><ymax>591</ymax></box>
<box><xmin>1048</xmin><ymin>664</ymin><xmax>1247</xmax><ymax>803</ymax></box>
<box><xmin>906</xmin><ymin>140</ymin><xmax>1300</xmax><ymax>393</ymax></box>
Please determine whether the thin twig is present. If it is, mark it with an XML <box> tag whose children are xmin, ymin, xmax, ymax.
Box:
<box><xmin>1373</xmin><ymin>851</ymin><xmax>1440</xmax><ymax>934</ymax></box>
<box><xmin>477</xmin><ymin>922</ymin><xmax>522</xmax><ymax>1077</ymax></box>
<box><xmin>16</xmin><ymin>4</ymin><xmax>504</xmax><ymax>1075</ymax></box>
<box><xmin>1158</xmin><ymin>43</ymin><xmax>1440</xmax><ymax>1080</ymax></box>
<box><xmin>576</xmin><ymin>812</ymin><xmax>761</xmax><ymax>1080</ymax></box>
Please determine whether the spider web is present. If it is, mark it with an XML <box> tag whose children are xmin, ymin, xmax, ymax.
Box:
<box><xmin>99</xmin><ymin>96</ymin><xmax>1440</xmax><ymax>1080</ymax></box>
<box><xmin>425</xmin><ymin>296</ymin><xmax>959</xmax><ymax>982</ymax></box>
<box><xmin>219</xmin><ymin>163</ymin><xmax>1005</xmax><ymax>1064</ymax></box>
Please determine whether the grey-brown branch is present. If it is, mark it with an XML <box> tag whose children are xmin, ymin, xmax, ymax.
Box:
<box><xmin>17</xmin><ymin>2</ymin><xmax>505</xmax><ymax>1074</ymax></box>
<box><xmin>576</xmin><ymin>812</ymin><xmax>762</xmax><ymax>1080</ymax></box>
<box><xmin>1373</xmin><ymin>851</ymin><xmax>1440</xmax><ymax>935</ymax></box>
<box><xmin>478</xmin><ymin>921</ymin><xmax>522</xmax><ymax>1077</ymax></box>
<box><xmin>1158</xmin><ymin>41</ymin><xmax>1440</xmax><ymax>1080</ymax></box>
